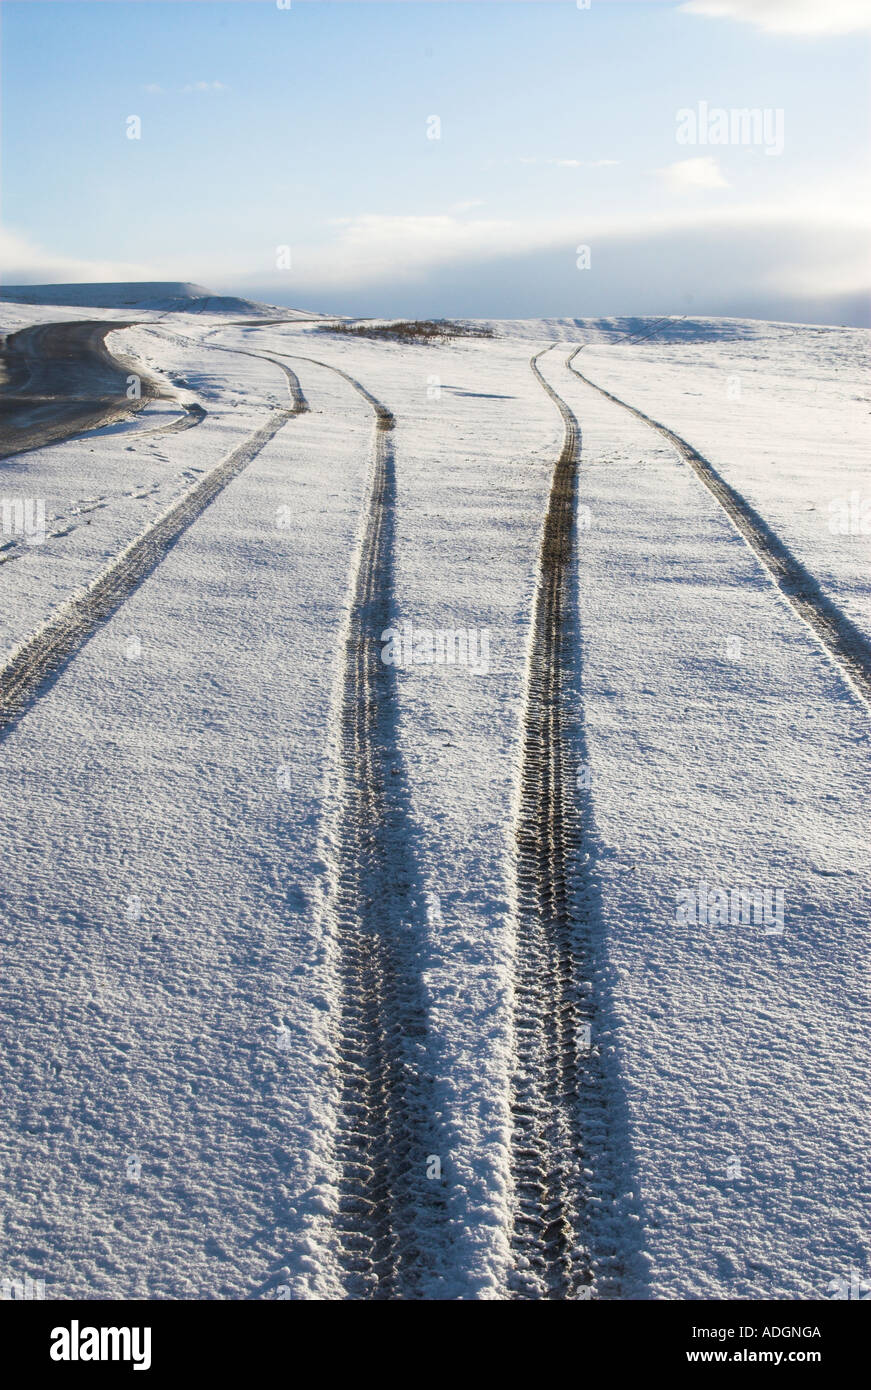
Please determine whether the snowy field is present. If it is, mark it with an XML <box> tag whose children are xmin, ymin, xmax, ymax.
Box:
<box><xmin>0</xmin><ymin>293</ymin><xmax>868</xmax><ymax>1301</ymax></box>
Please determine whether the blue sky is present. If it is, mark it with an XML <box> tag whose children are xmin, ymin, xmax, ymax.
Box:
<box><xmin>2</xmin><ymin>0</ymin><xmax>870</xmax><ymax>322</ymax></box>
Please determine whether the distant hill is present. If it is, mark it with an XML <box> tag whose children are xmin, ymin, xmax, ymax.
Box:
<box><xmin>0</xmin><ymin>281</ymin><xmax>293</xmax><ymax>316</ymax></box>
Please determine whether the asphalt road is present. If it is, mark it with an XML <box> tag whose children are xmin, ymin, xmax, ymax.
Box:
<box><xmin>0</xmin><ymin>319</ymin><xmax>164</xmax><ymax>459</ymax></box>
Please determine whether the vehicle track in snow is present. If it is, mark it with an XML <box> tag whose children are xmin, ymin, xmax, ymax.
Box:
<box><xmin>144</xmin><ymin>400</ymin><xmax>207</xmax><ymax>435</ymax></box>
<box><xmin>259</xmin><ymin>344</ymin><xmax>436</xmax><ymax>1299</ymax></box>
<box><xmin>207</xmin><ymin>324</ymin><xmax>441</xmax><ymax>1297</ymax></box>
<box><xmin>0</xmin><ymin>354</ymin><xmax>307</xmax><ymax>739</ymax></box>
<box><xmin>567</xmin><ymin>349</ymin><xmax>871</xmax><ymax>711</ymax></box>
<box><xmin>507</xmin><ymin>347</ymin><xmax>598</xmax><ymax>1300</ymax></box>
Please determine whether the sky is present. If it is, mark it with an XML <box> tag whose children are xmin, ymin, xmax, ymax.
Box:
<box><xmin>1</xmin><ymin>0</ymin><xmax>870</xmax><ymax>323</ymax></box>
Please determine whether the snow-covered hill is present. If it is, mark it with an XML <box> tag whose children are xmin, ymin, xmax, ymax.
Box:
<box><xmin>0</xmin><ymin>281</ymin><xmax>291</xmax><ymax>316</ymax></box>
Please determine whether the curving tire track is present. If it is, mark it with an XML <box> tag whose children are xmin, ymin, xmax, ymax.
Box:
<box><xmin>507</xmin><ymin>347</ymin><xmax>597</xmax><ymax>1300</ymax></box>
<box><xmin>567</xmin><ymin>349</ymin><xmax>871</xmax><ymax>711</ymax></box>
<box><xmin>148</xmin><ymin>400</ymin><xmax>207</xmax><ymax>435</ymax></box>
<box><xmin>0</xmin><ymin>357</ymin><xmax>307</xmax><ymax>740</ymax></box>
<box><xmin>3</xmin><ymin>318</ymin><xmax>438</xmax><ymax>1293</ymax></box>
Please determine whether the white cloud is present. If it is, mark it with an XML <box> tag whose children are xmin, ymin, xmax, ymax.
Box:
<box><xmin>680</xmin><ymin>0</ymin><xmax>871</xmax><ymax>36</ymax></box>
<box><xmin>548</xmin><ymin>158</ymin><xmax>620</xmax><ymax>168</ymax></box>
<box><xmin>657</xmin><ymin>156</ymin><xmax>730</xmax><ymax>192</ymax></box>
<box><xmin>7</xmin><ymin>184</ymin><xmax>869</xmax><ymax>319</ymax></box>
<box><xmin>516</xmin><ymin>156</ymin><xmax>620</xmax><ymax>169</ymax></box>
<box><xmin>451</xmin><ymin>199</ymin><xmax>486</xmax><ymax>213</ymax></box>
<box><xmin>0</xmin><ymin>227</ymin><xmax>158</xmax><ymax>285</ymax></box>
<box><xmin>764</xmin><ymin>241</ymin><xmax>871</xmax><ymax>297</ymax></box>
<box><xmin>141</xmin><ymin>81</ymin><xmax>228</xmax><ymax>95</ymax></box>
<box><xmin>305</xmin><ymin>214</ymin><xmax>538</xmax><ymax>285</ymax></box>
<box><xmin>219</xmin><ymin>195</ymin><xmax>869</xmax><ymax>296</ymax></box>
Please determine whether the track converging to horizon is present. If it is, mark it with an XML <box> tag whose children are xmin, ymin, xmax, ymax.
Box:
<box><xmin>0</xmin><ymin>315</ymin><xmax>866</xmax><ymax>1299</ymax></box>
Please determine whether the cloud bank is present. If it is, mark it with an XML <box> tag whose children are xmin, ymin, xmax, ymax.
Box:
<box><xmin>4</xmin><ymin>195</ymin><xmax>869</xmax><ymax>326</ymax></box>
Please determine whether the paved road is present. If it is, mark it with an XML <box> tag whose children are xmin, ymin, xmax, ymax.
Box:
<box><xmin>0</xmin><ymin>319</ymin><xmax>164</xmax><ymax>459</ymax></box>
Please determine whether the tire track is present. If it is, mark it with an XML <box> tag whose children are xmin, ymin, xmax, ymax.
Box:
<box><xmin>210</xmin><ymin>327</ymin><xmax>439</xmax><ymax>1296</ymax></box>
<box><xmin>148</xmin><ymin>400</ymin><xmax>207</xmax><ymax>435</ymax></box>
<box><xmin>0</xmin><ymin>358</ymin><xmax>307</xmax><ymax>740</ymax></box>
<box><xmin>265</xmin><ymin>348</ymin><xmax>436</xmax><ymax>1299</ymax></box>
<box><xmin>567</xmin><ymin>349</ymin><xmax>871</xmax><ymax>711</ymax></box>
<box><xmin>507</xmin><ymin>347</ymin><xmax>597</xmax><ymax>1300</ymax></box>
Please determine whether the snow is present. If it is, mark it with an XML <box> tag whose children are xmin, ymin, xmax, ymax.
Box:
<box><xmin>0</xmin><ymin>282</ymin><xmax>297</xmax><ymax>316</ymax></box>
<box><xmin>0</xmin><ymin>301</ymin><xmax>868</xmax><ymax>1300</ymax></box>
<box><xmin>539</xmin><ymin>347</ymin><xmax>870</xmax><ymax>1298</ymax></box>
<box><xmin>0</xmin><ymin>329</ymin><xmax>375</xmax><ymax>1299</ymax></box>
<box><xmin>0</xmin><ymin>281</ymin><xmax>214</xmax><ymax>307</ymax></box>
<box><xmin>563</xmin><ymin>318</ymin><xmax>871</xmax><ymax>647</ymax></box>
